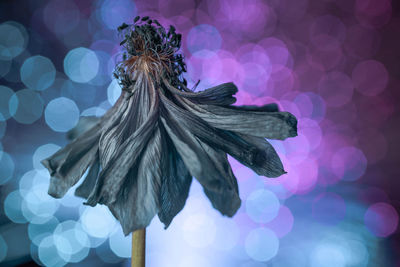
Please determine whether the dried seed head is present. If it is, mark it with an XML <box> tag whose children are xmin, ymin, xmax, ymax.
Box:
<box><xmin>114</xmin><ymin>17</ymin><xmax>187</xmax><ymax>90</ymax></box>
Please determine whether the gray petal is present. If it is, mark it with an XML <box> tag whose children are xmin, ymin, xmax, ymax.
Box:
<box><xmin>157</xmin><ymin>124</ymin><xmax>193</xmax><ymax>228</ymax></box>
<box><xmin>108</xmin><ymin>125</ymin><xmax>163</xmax><ymax>235</ymax></box>
<box><xmin>74</xmin><ymin>152</ymin><xmax>100</xmax><ymax>199</ymax></box>
<box><xmin>163</xmin><ymin>78</ymin><xmax>238</xmax><ymax>106</ymax></box>
<box><xmin>85</xmin><ymin>73</ymin><xmax>159</xmax><ymax>206</ymax></box>
<box><xmin>159</xmin><ymin>91</ymin><xmax>286</xmax><ymax>178</ymax></box>
<box><xmin>174</xmin><ymin>94</ymin><xmax>297</xmax><ymax>140</ymax></box>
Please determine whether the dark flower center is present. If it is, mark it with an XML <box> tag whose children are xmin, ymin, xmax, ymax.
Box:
<box><xmin>113</xmin><ymin>16</ymin><xmax>187</xmax><ymax>91</ymax></box>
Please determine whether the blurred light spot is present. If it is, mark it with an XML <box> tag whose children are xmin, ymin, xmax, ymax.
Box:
<box><xmin>88</xmin><ymin>50</ymin><xmax>112</xmax><ymax>86</ymax></box>
<box><xmin>187</xmin><ymin>24</ymin><xmax>222</xmax><ymax>57</ymax></box>
<box><xmin>107</xmin><ymin>79</ymin><xmax>121</xmax><ymax>105</ymax></box>
<box><xmin>273</xmin><ymin>0</ymin><xmax>308</xmax><ymax>23</ymax></box>
<box><xmin>242</xmin><ymin>262</ymin><xmax>268</xmax><ymax>267</ymax></box>
<box><xmin>183</xmin><ymin>213</ymin><xmax>216</xmax><ymax>248</ymax></box>
<box><xmin>318</xmin><ymin>71</ymin><xmax>353</xmax><ymax>107</ymax></box>
<box><xmin>303</xmin><ymin>92</ymin><xmax>326</xmax><ymax>122</ymax></box>
<box><xmin>81</xmin><ymin>205</ymin><xmax>116</xmax><ymax>239</ymax></box>
<box><xmin>81</xmin><ymin>106</ymin><xmax>106</xmax><ymax>117</ymax></box>
<box><xmin>355</xmin><ymin>0</ymin><xmax>392</xmax><ymax>29</ymax></box>
<box><xmin>344</xmin><ymin>25</ymin><xmax>381</xmax><ymax>59</ymax></box>
<box><xmin>292</xmin><ymin>93</ymin><xmax>313</xmax><ymax>118</ymax></box>
<box><xmin>21</xmin><ymin>55</ymin><xmax>56</xmax><ymax>91</ymax></box>
<box><xmin>33</xmin><ymin>144</ymin><xmax>61</xmax><ymax>170</ymax></box>
<box><xmin>0</xmin><ymin>152</ymin><xmax>14</xmax><ymax>185</ymax></box>
<box><xmin>309</xmin><ymin>15</ymin><xmax>346</xmax><ymax>51</ymax></box>
<box><xmin>59</xmin><ymin>80</ymin><xmax>97</xmax><ymax>109</ymax></box>
<box><xmin>0</xmin><ymin>85</ymin><xmax>14</xmax><ymax>121</ymax></box>
<box><xmin>38</xmin><ymin>235</ymin><xmax>67</xmax><ymax>266</ymax></box>
<box><xmin>238</xmin><ymin>172</ymin><xmax>266</xmax><ymax>198</ymax></box>
<box><xmin>54</xmin><ymin>220</ymin><xmax>90</xmax><ymax>263</ymax></box>
<box><xmin>0</xmin><ymin>234</ymin><xmax>6</xmax><ymax>262</ymax></box>
<box><xmin>22</xmin><ymin>182</ymin><xmax>60</xmax><ymax>224</ymax></box>
<box><xmin>212</xmin><ymin>217</ymin><xmax>240</xmax><ymax>251</ymax></box>
<box><xmin>345</xmin><ymin>238</ymin><xmax>369</xmax><ymax>266</ymax></box>
<box><xmin>259</xmin><ymin>37</ymin><xmax>293</xmax><ymax>71</ymax></box>
<box><xmin>364</xmin><ymin>202</ymin><xmax>399</xmax><ymax>237</ymax></box>
<box><xmin>310</xmin><ymin>242</ymin><xmax>346</xmax><ymax>267</ymax></box>
<box><xmin>265</xmin><ymin>205</ymin><xmax>294</xmax><ymax>237</ymax></box>
<box><xmin>0</xmin><ymin>21</ymin><xmax>28</xmax><ymax>60</ymax></box>
<box><xmin>45</xmin><ymin>97</ymin><xmax>79</xmax><ymax>132</ymax></box>
<box><xmin>357</xmin><ymin>129</ymin><xmax>388</xmax><ymax>164</ymax></box>
<box><xmin>9</xmin><ymin>89</ymin><xmax>44</xmax><ymax>124</ymax></box>
<box><xmin>331</xmin><ymin>146</ymin><xmax>367</xmax><ymax>181</ymax></box>
<box><xmin>43</xmin><ymin>0</ymin><xmax>80</xmax><ymax>35</ymax></box>
<box><xmin>271</xmin><ymin>245</ymin><xmax>307</xmax><ymax>267</ymax></box>
<box><xmin>312</xmin><ymin>193</ymin><xmax>346</xmax><ymax>225</ymax></box>
<box><xmin>306</xmin><ymin>46</ymin><xmax>343</xmax><ymax>71</ymax></box>
<box><xmin>293</xmin><ymin>157</ymin><xmax>319</xmax><ymax>194</ymax></box>
<box><xmin>19</xmin><ymin>169</ymin><xmax>48</xmax><ymax>190</ymax></box>
<box><xmin>96</xmin><ymin>242</ymin><xmax>124</xmax><ymax>264</ymax></box>
<box><xmin>352</xmin><ymin>60</ymin><xmax>389</xmax><ymax>96</ymax></box>
<box><xmin>298</xmin><ymin>118</ymin><xmax>322</xmax><ymax>150</ymax></box>
<box><xmin>64</xmin><ymin>47</ymin><xmax>99</xmax><ymax>83</ymax></box>
<box><xmin>178</xmin><ymin>253</ymin><xmax>211</xmax><ymax>267</ymax></box>
<box><xmin>245</xmin><ymin>227</ymin><xmax>279</xmax><ymax>262</ymax></box>
<box><xmin>4</xmin><ymin>190</ymin><xmax>28</xmax><ymax>223</ymax></box>
<box><xmin>59</xmin><ymin>186</ymin><xmax>82</xmax><ymax>208</ymax></box>
<box><xmin>100</xmin><ymin>0</ymin><xmax>137</xmax><ymax>30</ymax></box>
<box><xmin>109</xmin><ymin>227</ymin><xmax>131</xmax><ymax>258</ymax></box>
<box><xmin>246</xmin><ymin>189</ymin><xmax>280</xmax><ymax>223</ymax></box>
<box><xmin>282</xmin><ymin>132</ymin><xmax>310</xmax><ymax>165</ymax></box>
<box><xmin>28</xmin><ymin>216</ymin><xmax>60</xmax><ymax>246</ymax></box>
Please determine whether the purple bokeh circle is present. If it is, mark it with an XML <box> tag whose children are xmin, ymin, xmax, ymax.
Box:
<box><xmin>364</xmin><ymin>202</ymin><xmax>399</xmax><ymax>237</ymax></box>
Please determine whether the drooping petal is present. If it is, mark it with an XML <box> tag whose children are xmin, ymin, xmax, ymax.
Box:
<box><xmin>67</xmin><ymin>116</ymin><xmax>100</xmax><ymax>140</ymax></box>
<box><xmin>160</xmin><ymin>105</ymin><xmax>241</xmax><ymax>217</ymax></box>
<box><xmin>173</xmin><ymin>93</ymin><xmax>297</xmax><ymax>140</ymax></box>
<box><xmin>85</xmin><ymin>73</ymin><xmax>159</xmax><ymax>206</ymax></box>
<box><xmin>157</xmin><ymin>123</ymin><xmax>193</xmax><ymax>228</ymax></box>
<box><xmin>41</xmin><ymin>94</ymin><xmax>128</xmax><ymax>198</ymax></box>
<box><xmin>43</xmin><ymin>127</ymin><xmax>101</xmax><ymax>198</ymax></box>
<box><xmin>108</xmin><ymin>125</ymin><xmax>163</xmax><ymax>235</ymax></box>
<box><xmin>160</xmin><ymin>114</ymin><xmax>227</xmax><ymax>194</ymax></box>
<box><xmin>159</xmin><ymin>90</ymin><xmax>286</xmax><ymax>177</ymax></box>
<box><xmin>75</xmin><ymin>151</ymin><xmax>100</xmax><ymax>199</ymax></box>
<box><xmin>99</xmin><ymin>72</ymin><xmax>152</xmax><ymax>168</ymax></box>
<box><xmin>163</xmin><ymin>78</ymin><xmax>238</xmax><ymax>105</ymax></box>
<box><xmin>198</xmin><ymin>142</ymin><xmax>241</xmax><ymax>217</ymax></box>
<box><xmin>237</xmin><ymin>133</ymin><xmax>286</xmax><ymax>177</ymax></box>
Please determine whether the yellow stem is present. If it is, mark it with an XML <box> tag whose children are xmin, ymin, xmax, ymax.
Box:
<box><xmin>131</xmin><ymin>228</ymin><xmax>146</xmax><ymax>267</ymax></box>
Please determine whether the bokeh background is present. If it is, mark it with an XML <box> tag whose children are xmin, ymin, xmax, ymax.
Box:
<box><xmin>1</xmin><ymin>0</ymin><xmax>400</xmax><ymax>266</ymax></box>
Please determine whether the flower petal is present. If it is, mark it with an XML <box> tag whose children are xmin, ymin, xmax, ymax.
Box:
<box><xmin>160</xmin><ymin>109</ymin><xmax>241</xmax><ymax>216</ymax></box>
<box><xmin>85</xmin><ymin>73</ymin><xmax>160</xmax><ymax>206</ymax></box>
<box><xmin>108</xmin><ymin>125</ymin><xmax>163</xmax><ymax>235</ymax></box>
<box><xmin>157</xmin><ymin>124</ymin><xmax>193</xmax><ymax>228</ymax></box>
<box><xmin>74</xmin><ymin>152</ymin><xmax>100</xmax><ymax>199</ymax></box>
<box><xmin>163</xmin><ymin>78</ymin><xmax>238</xmax><ymax>105</ymax></box>
<box><xmin>237</xmin><ymin>134</ymin><xmax>286</xmax><ymax>177</ymax></box>
<box><xmin>174</xmin><ymin>94</ymin><xmax>297</xmax><ymax>140</ymax></box>
<box><xmin>199</xmin><ymin>143</ymin><xmax>241</xmax><ymax>217</ymax></box>
<box><xmin>41</xmin><ymin>94</ymin><xmax>129</xmax><ymax>198</ymax></box>
<box><xmin>159</xmin><ymin>90</ymin><xmax>286</xmax><ymax>177</ymax></box>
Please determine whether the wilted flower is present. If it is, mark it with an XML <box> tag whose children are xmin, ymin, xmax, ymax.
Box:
<box><xmin>42</xmin><ymin>16</ymin><xmax>297</xmax><ymax>235</ymax></box>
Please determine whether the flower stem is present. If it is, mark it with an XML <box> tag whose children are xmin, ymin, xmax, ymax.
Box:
<box><xmin>131</xmin><ymin>228</ymin><xmax>146</xmax><ymax>267</ymax></box>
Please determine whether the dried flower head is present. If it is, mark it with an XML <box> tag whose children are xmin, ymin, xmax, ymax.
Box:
<box><xmin>42</xmin><ymin>16</ymin><xmax>298</xmax><ymax>235</ymax></box>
